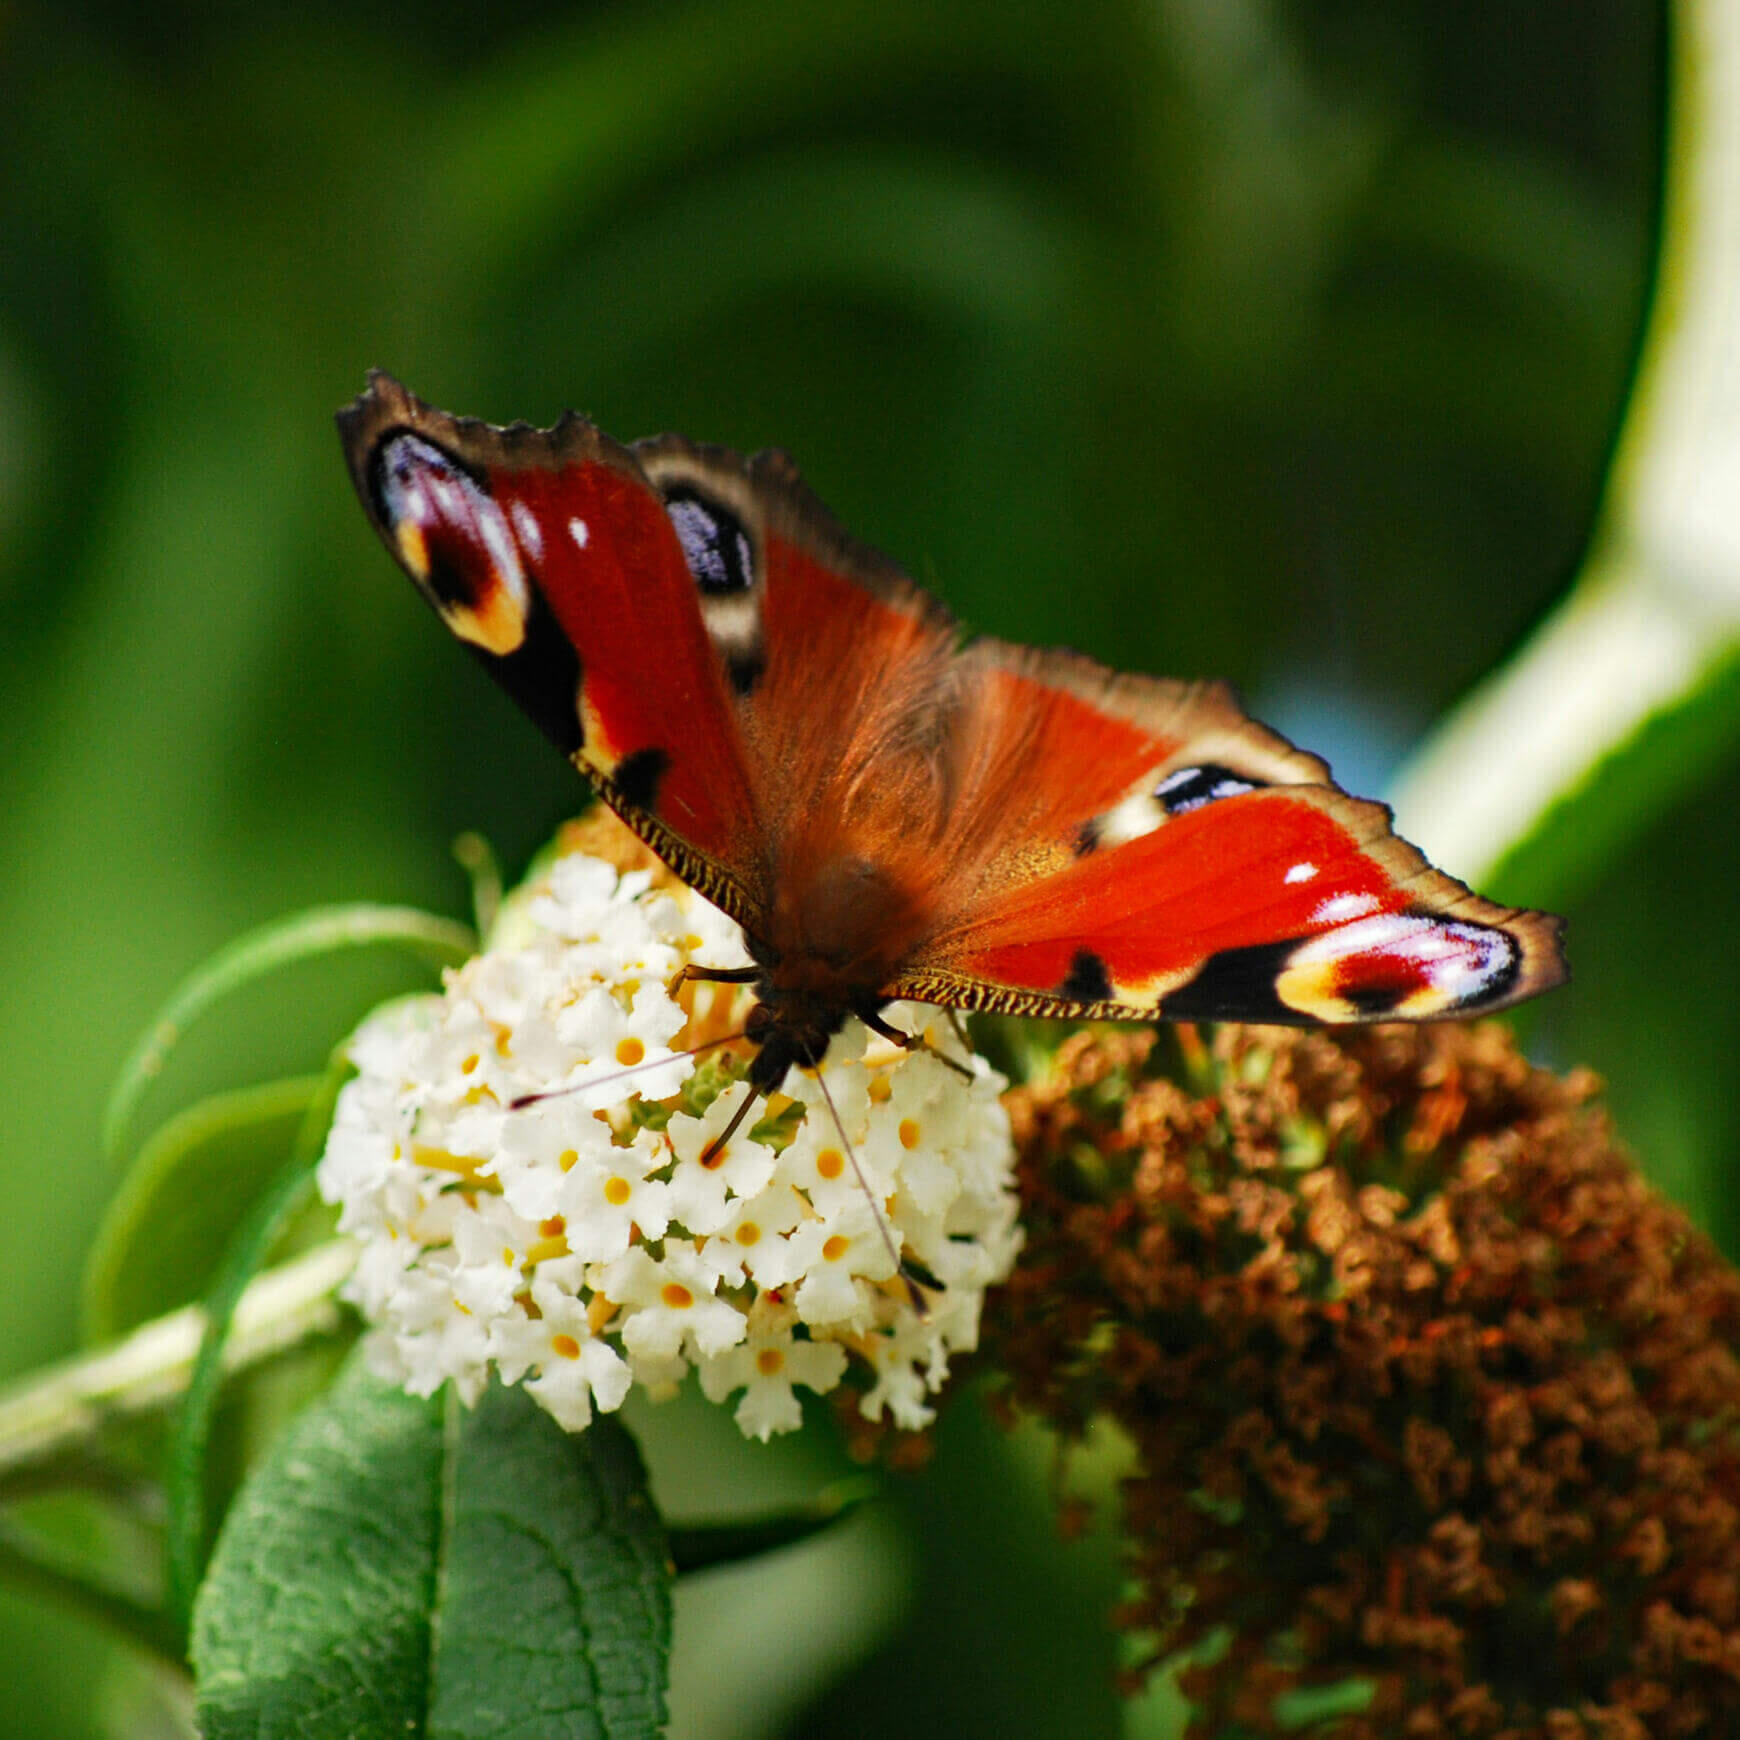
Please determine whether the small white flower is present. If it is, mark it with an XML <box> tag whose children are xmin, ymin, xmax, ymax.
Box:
<box><xmin>785</xmin><ymin>1195</ymin><xmax>900</xmax><ymax>1329</ymax></box>
<box><xmin>317</xmin><ymin>821</ymin><xmax>1020</xmax><ymax>1439</ymax></box>
<box><xmin>697</xmin><ymin>1302</ymin><xmax>849</xmax><ymax>1441</ymax></box>
<box><xmin>694</xmin><ymin>1183</ymin><xmax>811</xmax><ymax>1289</ymax></box>
<box><xmin>664</xmin><ymin>1087</ymin><xmax>779</xmax><ymax>1235</ymax></box>
<box><xmin>552</xmin><ymin>1139</ymin><xmax>672</xmax><ymax>1264</ymax></box>
<box><xmin>489</xmin><ymin>1288</ymin><xmax>631</xmax><ymax>1433</ymax></box>
<box><xmin>591</xmin><ymin>1244</ymin><xmax>746</xmax><ymax>1362</ymax></box>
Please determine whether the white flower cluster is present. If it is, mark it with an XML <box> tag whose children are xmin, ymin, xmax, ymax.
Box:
<box><xmin>316</xmin><ymin>834</ymin><xmax>1020</xmax><ymax>1441</ymax></box>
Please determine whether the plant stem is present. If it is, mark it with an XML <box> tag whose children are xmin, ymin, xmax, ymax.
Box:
<box><xmin>0</xmin><ymin>1242</ymin><xmax>355</xmax><ymax>1482</ymax></box>
<box><xmin>1390</xmin><ymin>0</ymin><xmax>1740</xmax><ymax>895</ymax></box>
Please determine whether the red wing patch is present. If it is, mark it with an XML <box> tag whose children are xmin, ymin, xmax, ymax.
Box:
<box><xmin>338</xmin><ymin>374</ymin><xmax>763</xmax><ymax>923</ymax></box>
<box><xmin>894</xmin><ymin>785</ymin><xmax>1565</xmax><ymax>1023</ymax></box>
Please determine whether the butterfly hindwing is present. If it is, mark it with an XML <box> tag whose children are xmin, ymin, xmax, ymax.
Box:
<box><xmin>893</xmin><ymin>748</ymin><xmax>1565</xmax><ymax>1023</ymax></box>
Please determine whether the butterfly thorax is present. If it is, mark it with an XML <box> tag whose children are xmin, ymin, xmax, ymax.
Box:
<box><xmin>739</xmin><ymin>850</ymin><xmax>928</xmax><ymax>1091</ymax></box>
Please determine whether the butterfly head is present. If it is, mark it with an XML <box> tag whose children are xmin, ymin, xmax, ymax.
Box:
<box><xmin>740</xmin><ymin>979</ymin><xmax>851</xmax><ymax>1093</ymax></box>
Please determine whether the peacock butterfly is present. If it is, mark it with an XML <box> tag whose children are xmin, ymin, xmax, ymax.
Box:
<box><xmin>337</xmin><ymin>372</ymin><xmax>1566</xmax><ymax>1120</ymax></box>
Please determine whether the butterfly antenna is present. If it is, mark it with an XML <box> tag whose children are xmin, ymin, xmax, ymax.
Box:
<box><xmin>509</xmin><ymin>1031</ymin><xmax>746</xmax><ymax>1111</ymax></box>
<box><xmin>812</xmin><ymin>1067</ymin><xmax>929</xmax><ymax>1317</ymax></box>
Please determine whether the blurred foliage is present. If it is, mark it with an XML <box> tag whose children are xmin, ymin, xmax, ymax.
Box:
<box><xmin>3</xmin><ymin>0</ymin><xmax>1718</xmax><ymax>1736</ymax></box>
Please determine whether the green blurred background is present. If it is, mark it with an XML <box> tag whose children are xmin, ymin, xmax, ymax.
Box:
<box><xmin>7</xmin><ymin>1</ymin><xmax>1728</xmax><ymax>1735</ymax></box>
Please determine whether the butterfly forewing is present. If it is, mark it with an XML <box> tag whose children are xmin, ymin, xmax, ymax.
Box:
<box><xmin>337</xmin><ymin>373</ymin><xmax>766</xmax><ymax>925</ymax></box>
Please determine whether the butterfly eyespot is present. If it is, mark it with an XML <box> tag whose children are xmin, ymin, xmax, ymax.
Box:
<box><xmin>1153</xmin><ymin>764</ymin><xmax>1264</xmax><ymax>815</ymax></box>
<box><xmin>663</xmin><ymin>486</ymin><xmax>755</xmax><ymax>595</ymax></box>
<box><xmin>1073</xmin><ymin>764</ymin><xmax>1267</xmax><ymax>857</ymax></box>
<box><xmin>1277</xmin><ymin>915</ymin><xmax>1521</xmax><ymax>1021</ymax></box>
<box><xmin>371</xmin><ymin>432</ymin><xmax>530</xmax><ymax>656</ymax></box>
<box><xmin>1310</xmin><ymin>892</ymin><xmax>1382</xmax><ymax>925</ymax></box>
<box><xmin>509</xmin><ymin>500</ymin><xmax>543</xmax><ymax>560</ymax></box>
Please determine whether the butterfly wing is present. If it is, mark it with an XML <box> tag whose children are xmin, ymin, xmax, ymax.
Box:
<box><xmin>887</xmin><ymin>643</ymin><xmax>1566</xmax><ymax>1023</ymax></box>
<box><xmin>338</xmin><ymin>373</ymin><xmax>770</xmax><ymax>924</ymax></box>
<box><xmin>340</xmin><ymin>373</ymin><xmax>1566</xmax><ymax>1026</ymax></box>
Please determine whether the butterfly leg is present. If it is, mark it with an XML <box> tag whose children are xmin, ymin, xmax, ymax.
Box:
<box><xmin>670</xmin><ymin>962</ymin><xmax>762</xmax><ymax>1002</ymax></box>
<box><xmin>858</xmin><ymin>1006</ymin><xmax>975</xmax><ymax>1082</ymax></box>
<box><xmin>672</xmin><ymin>964</ymin><xmax>761</xmax><ymax>989</ymax></box>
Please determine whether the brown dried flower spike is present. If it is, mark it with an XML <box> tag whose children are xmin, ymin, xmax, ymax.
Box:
<box><xmin>993</xmin><ymin>1022</ymin><xmax>1740</xmax><ymax>1739</ymax></box>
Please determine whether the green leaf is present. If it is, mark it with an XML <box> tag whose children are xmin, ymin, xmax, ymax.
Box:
<box><xmin>104</xmin><ymin>903</ymin><xmax>475</xmax><ymax>1165</ymax></box>
<box><xmin>191</xmin><ymin>1357</ymin><xmax>670</xmax><ymax>1740</ymax></box>
<box><xmin>1271</xmin><ymin>1676</ymin><xmax>1376</xmax><ymax>1729</ymax></box>
<box><xmin>0</xmin><ymin>1513</ymin><xmax>184</xmax><ymax>1666</ymax></box>
<box><xmin>746</xmin><ymin>1096</ymin><xmax>806</xmax><ymax>1152</ymax></box>
<box><xmin>668</xmin><ymin>1476</ymin><xmax>878</xmax><ymax>1575</ymax></box>
<box><xmin>81</xmin><ymin>1075</ymin><xmax>323</xmax><ymax>1344</ymax></box>
<box><xmin>163</xmin><ymin>1053</ymin><xmax>348</xmax><ymax>1632</ymax></box>
<box><xmin>1486</xmin><ymin>638</ymin><xmax>1740</xmax><ymax>907</ymax></box>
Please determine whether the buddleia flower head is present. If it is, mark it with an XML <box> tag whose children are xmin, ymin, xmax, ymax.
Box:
<box><xmin>991</xmin><ymin>1021</ymin><xmax>1740</xmax><ymax>1739</ymax></box>
<box><xmin>317</xmin><ymin>813</ymin><xmax>1021</xmax><ymax>1442</ymax></box>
